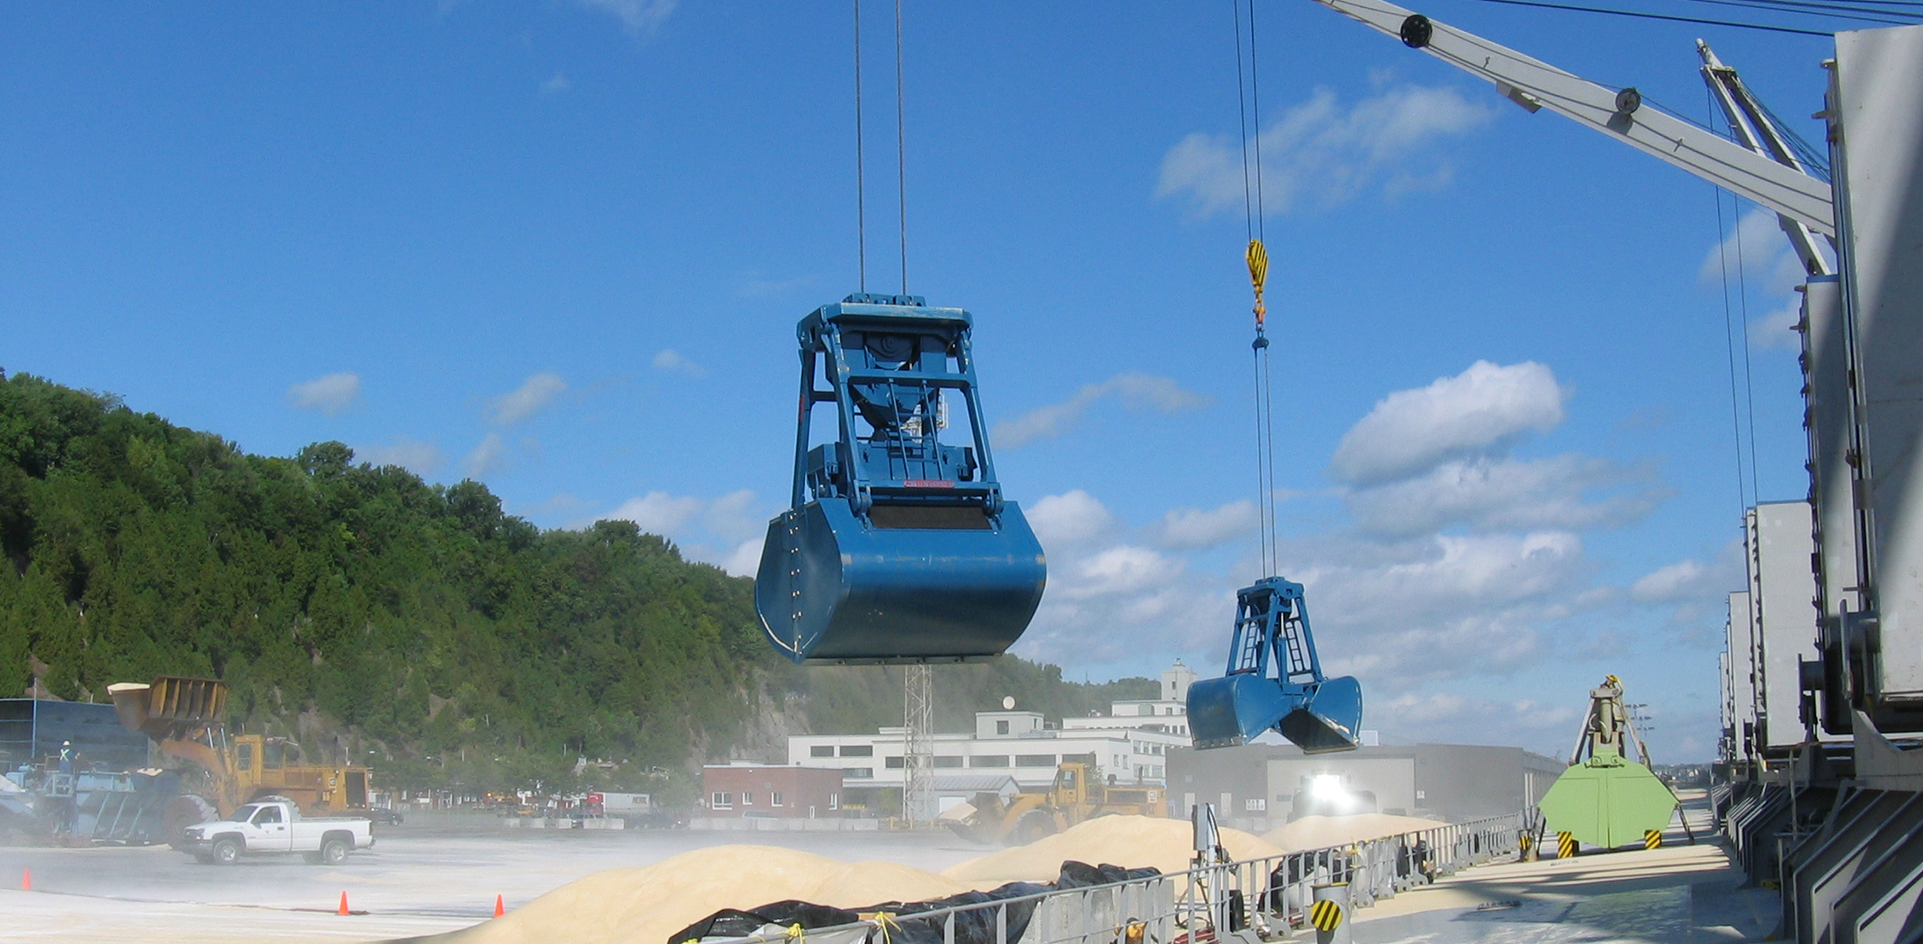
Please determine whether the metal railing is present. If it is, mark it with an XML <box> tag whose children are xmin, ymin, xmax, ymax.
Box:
<box><xmin>698</xmin><ymin>811</ymin><xmax>1531</xmax><ymax>944</ymax></box>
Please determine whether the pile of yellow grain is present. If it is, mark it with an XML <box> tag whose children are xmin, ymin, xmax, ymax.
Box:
<box><xmin>941</xmin><ymin>815</ymin><xmax>1283</xmax><ymax>886</ymax></box>
<box><xmin>398</xmin><ymin>845</ymin><xmax>967</xmax><ymax>944</ymax></box>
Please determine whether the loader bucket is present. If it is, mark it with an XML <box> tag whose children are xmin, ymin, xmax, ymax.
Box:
<box><xmin>108</xmin><ymin>676</ymin><xmax>225</xmax><ymax>741</ymax></box>
<box><xmin>755</xmin><ymin>496</ymin><xmax>1047</xmax><ymax>664</ymax></box>
<box><xmin>1187</xmin><ymin>673</ymin><xmax>1363</xmax><ymax>753</ymax></box>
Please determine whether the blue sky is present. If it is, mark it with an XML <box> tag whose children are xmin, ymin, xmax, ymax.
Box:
<box><xmin>0</xmin><ymin>1</ymin><xmax>1850</xmax><ymax>760</ymax></box>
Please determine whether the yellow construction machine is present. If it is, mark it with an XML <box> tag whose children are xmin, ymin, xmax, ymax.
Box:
<box><xmin>947</xmin><ymin>762</ymin><xmax>1165</xmax><ymax>845</ymax></box>
<box><xmin>107</xmin><ymin>677</ymin><xmax>372</xmax><ymax>822</ymax></box>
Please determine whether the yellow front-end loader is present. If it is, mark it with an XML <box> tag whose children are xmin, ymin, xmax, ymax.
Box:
<box><xmin>947</xmin><ymin>762</ymin><xmax>1165</xmax><ymax>845</ymax></box>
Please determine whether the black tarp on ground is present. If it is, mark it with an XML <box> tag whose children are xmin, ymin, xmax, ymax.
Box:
<box><xmin>668</xmin><ymin>861</ymin><xmax>1161</xmax><ymax>944</ymax></box>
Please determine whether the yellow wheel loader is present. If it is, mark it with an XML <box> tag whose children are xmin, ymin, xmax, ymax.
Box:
<box><xmin>946</xmin><ymin>762</ymin><xmax>1165</xmax><ymax>845</ymax></box>
<box><xmin>108</xmin><ymin>677</ymin><xmax>373</xmax><ymax>828</ymax></box>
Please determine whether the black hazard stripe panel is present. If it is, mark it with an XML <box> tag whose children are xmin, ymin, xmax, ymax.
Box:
<box><xmin>1311</xmin><ymin>900</ymin><xmax>1344</xmax><ymax>931</ymax></box>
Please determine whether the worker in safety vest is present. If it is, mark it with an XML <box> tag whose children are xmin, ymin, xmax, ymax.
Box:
<box><xmin>58</xmin><ymin>741</ymin><xmax>74</xmax><ymax>775</ymax></box>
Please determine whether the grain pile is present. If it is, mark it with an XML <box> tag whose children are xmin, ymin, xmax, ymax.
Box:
<box><xmin>941</xmin><ymin>815</ymin><xmax>1283</xmax><ymax>886</ymax></box>
<box><xmin>1262</xmin><ymin>813</ymin><xmax>1447</xmax><ymax>851</ymax></box>
<box><xmin>399</xmin><ymin>845</ymin><xmax>968</xmax><ymax>944</ymax></box>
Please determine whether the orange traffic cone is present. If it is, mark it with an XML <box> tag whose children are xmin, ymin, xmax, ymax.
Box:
<box><xmin>338</xmin><ymin>891</ymin><xmax>351</xmax><ymax>916</ymax></box>
<box><xmin>494</xmin><ymin>894</ymin><xmax>506</xmax><ymax>918</ymax></box>
<box><xmin>20</xmin><ymin>868</ymin><xmax>29</xmax><ymax>891</ymax></box>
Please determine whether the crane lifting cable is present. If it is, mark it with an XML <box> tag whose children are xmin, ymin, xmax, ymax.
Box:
<box><xmin>1188</xmin><ymin>0</ymin><xmax>1362</xmax><ymax>752</ymax></box>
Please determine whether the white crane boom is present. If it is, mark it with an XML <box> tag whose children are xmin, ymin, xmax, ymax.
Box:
<box><xmin>1698</xmin><ymin>40</ymin><xmax>1834</xmax><ymax>277</ymax></box>
<box><xmin>1308</xmin><ymin>0</ymin><xmax>1836</xmax><ymax>235</ymax></box>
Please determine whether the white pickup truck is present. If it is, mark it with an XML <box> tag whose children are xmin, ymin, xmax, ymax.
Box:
<box><xmin>177</xmin><ymin>797</ymin><xmax>375</xmax><ymax>865</ymax></box>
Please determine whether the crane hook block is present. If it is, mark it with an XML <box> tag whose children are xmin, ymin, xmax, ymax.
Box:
<box><xmin>754</xmin><ymin>294</ymin><xmax>1047</xmax><ymax>665</ymax></box>
<box><xmin>1186</xmin><ymin>578</ymin><xmax>1363</xmax><ymax>752</ymax></box>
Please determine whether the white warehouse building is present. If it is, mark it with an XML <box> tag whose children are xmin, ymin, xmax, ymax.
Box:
<box><xmin>788</xmin><ymin>661</ymin><xmax>1197</xmax><ymax>813</ymax></box>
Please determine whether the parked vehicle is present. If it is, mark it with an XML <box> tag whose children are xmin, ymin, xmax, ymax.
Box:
<box><xmin>362</xmin><ymin>807</ymin><xmax>404</xmax><ymax>826</ymax></box>
<box><xmin>176</xmin><ymin>796</ymin><xmax>375</xmax><ymax>865</ymax></box>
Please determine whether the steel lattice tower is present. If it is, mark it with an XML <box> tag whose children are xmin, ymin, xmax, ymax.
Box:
<box><xmin>901</xmin><ymin>664</ymin><xmax>934</xmax><ymax>825</ymax></box>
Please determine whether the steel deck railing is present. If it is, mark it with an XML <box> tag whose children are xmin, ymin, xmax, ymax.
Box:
<box><xmin>695</xmin><ymin>811</ymin><xmax>1533</xmax><ymax>944</ymax></box>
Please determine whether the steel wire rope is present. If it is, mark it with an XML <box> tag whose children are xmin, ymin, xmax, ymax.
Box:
<box><xmin>895</xmin><ymin>0</ymin><xmax>908</xmax><ymax>295</ymax></box>
<box><xmin>1233</xmin><ymin>0</ymin><xmax>1280</xmax><ymax>576</ymax></box>
<box><xmin>1447</xmin><ymin>0</ymin><xmax>1836</xmax><ymax>35</ymax></box>
<box><xmin>1732</xmin><ymin>190</ymin><xmax>1764</xmax><ymax>505</ymax></box>
<box><xmin>1250</xmin><ymin>0</ymin><xmax>1279</xmax><ymax>575</ymax></box>
<box><xmin>1674</xmin><ymin>0</ymin><xmax>1920</xmax><ymax>25</ymax></box>
<box><xmin>854</xmin><ymin>0</ymin><xmax>867</xmax><ymax>292</ymax></box>
<box><xmin>1709</xmin><ymin>89</ymin><xmax>1753</xmax><ymax>514</ymax></box>
<box><xmin>1234</xmin><ymin>0</ymin><xmax>1256</xmax><ymax>245</ymax></box>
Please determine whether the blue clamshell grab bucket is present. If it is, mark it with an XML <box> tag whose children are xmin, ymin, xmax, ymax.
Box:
<box><xmin>756</xmin><ymin>497</ymin><xmax>1046</xmax><ymax>663</ymax></box>
<box><xmin>1186</xmin><ymin>577</ymin><xmax>1362</xmax><ymax>753</ymax></box>
<box><xmin>755</xmin><ymin>294</ymin><xmax>1047</xmax><ymax>665</ymax></box>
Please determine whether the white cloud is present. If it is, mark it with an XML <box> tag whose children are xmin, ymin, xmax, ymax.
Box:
<box><xmin>1367</xmin><ymin>691</ymin><xmax>1581</xmax><ymax>748</ymax></box>
<box><xmin>738</xmin><ymin>275</ymin><xmax>814</xmax><ymax>299</ymax></box>
<box><xmin>579</xmin><ymin>0</ymin><xmax>675</xmax><ymax>33</ymax></box>
<box><xmin>588</xmin><ymin>489</ymin><xmax>770</xmax><ymax>575</ymax></box>
<box><xmin>1630</xmin><ymin>559</ymin><xmax>1709</xmax><ymax>604</ymax></box>
<box><xmin>603</xmin><ymin>491</ymin><xmax>704</xmax><ymax>536</ymax></box>
<box><xmin>994</xmin><ymin>373</ymin><xmax>1206</xmax><ymax>448</ymax></box>
<box><xmin>1026</xmin><ymin>490</ymin><xmax>1118</xmax><ymax>549</ymax></box>
<box><xmin>489</xmin><ymin>373</ymin><xmax>567</xmax><ymax>425</ymax></box>
<box><xmin>722</xmin><ymin>538</ymin><xmax>764</xmax><ymax>578</ymax></box>
<box><xmin>1330</xmin><ymin>360</ymin><xmax>1566</xmax><ymax>485</ymax></box>
<box><xmin>1157</xmin><ymin>84</ymin><xmax>1496</xmax><ymax>217</ymax></box>
<box><xmin>702</xmin><ymin>489</ymin><xmax>765</xmax><ymax>542</ymax></box>
<box><xmin>1749</xmin><ymin>299</ymin><xmax>1803</xmax><ymax>351</ymax></box>
<box><xmin>1153</xmin><ymin>500</ymin><xmax>1258</xmax><ymax>550</ymax></box>
<box><xmin>652</xmin><ymin>349</ymin><xmax>706</xmax><ymax>378</ymax></box>
<box><xmin>461</xmin><ymin>432</ymin><xmax>508</xmax><ymax>479</ymax></box>
<box><xmin>541</xmin><ymin>72</ymin><xmax>571</xmax><ymax>94</ymax></box>
<box><xmin>1345</xmin><ymin>454</ymin><xmax>1665</xmax><ymax>536</ymax></box>
<box><xmin>354</xmin><ymin>437</ymin><xmax>442</xmax><ymax>475</ymax></box>
<box><xmin>287</xmin><ymin>373</ymin><xmax>360</xmax><ymax>416</ymax></box>
<box><xmin>1699</xmin><ymin>207</ymin><xmax>1789</xmax><ymax>284</ymax></box>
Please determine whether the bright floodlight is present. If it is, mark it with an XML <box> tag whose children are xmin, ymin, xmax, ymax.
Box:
<box><xmin>1312</xmin><ymin>774</ymin><xmax>1345</xmax><ymax>799</ymax></box>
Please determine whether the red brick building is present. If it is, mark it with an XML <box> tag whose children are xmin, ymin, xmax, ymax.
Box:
<box><xmin>701</xmin><ymin>764</ymin><xmax>843</xmax><ymax>818</ymax></box>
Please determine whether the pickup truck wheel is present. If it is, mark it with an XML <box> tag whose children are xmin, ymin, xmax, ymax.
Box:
<box><xmin>320</xmin><ymin>837</ymin><xmax>349</xmax><ymax>865</ymax></box>
<box><xmin>212</xmin><ymin>838</ymin><xmax>242</xmax><ymax>865</ymax></box>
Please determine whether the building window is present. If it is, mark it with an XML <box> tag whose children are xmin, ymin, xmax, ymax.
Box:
<box><xmin>743</xmin><ymin>792</ymin><xmax>754</xmax><ymax>806</ymax></box>
<box><xmin>810</xmin><ymin>745</ymin><xmax>835</xmax><ymax>757</ymax></box>
<box><xmin>1016</xmin><ymin>754</ymin><xmax>1056</xmax><ymax>767</ymax></box>
<box><xmin>840</xmin><ymin>745</ymin><xmax>874</xmax><ymax>757</ymax></box>
<box><xmin>829</xmin><ymin>793</ymin><xmax>839</xmax><ymax>810</ymax></box>
<box><xmin>771</xmin><ymin>792</ymin><xmax>784</xmax><ymax>807</ymax></box>
<box><xmin>996</xmin><ymin>720</ymin><xmax>1010</xmax><ymax>735</ymax></box>
<box><xmin>1244</xmin><ymin>798</ymin><xmax>1266</xmax><ymax>812</ymax></box>
<box><xmin>970</xmin><ymin>756</ymin><xmax>1010</xmax><ymax>768</ymax></box>
<box><xmin>934</xmin><ymin>756</ymin><xmax>963</xmax><ymax>768</ymax></box>
<box><xmin>885</xmin><ymin>756</ymin><xmax>905</xmax><ymax>768</ymax></box>
<box><xmin>1062</xmin><ymin>753</ymin><xmax>1096</xmax><ymax>766</ymax></box>
<box><xmin>711</xmin><ymin>792</ymin><xmax>734</xmax><ymax>810</ymax></box>
<box><xmin>845</xmin><ymin>768</ymin><xmax>874</xmax><ymax>780</ymax></box>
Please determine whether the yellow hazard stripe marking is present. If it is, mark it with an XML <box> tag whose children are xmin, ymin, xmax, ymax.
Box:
<box><xmin>1645</xmin><ymin>829</ymin><xmax>1662</xmax><ymax>849</ymax></box>
<box><xmin>1310</xmin><ymin>899</ymin><xmax>1345</xmax><ymax>931</ymax></box>
<box><xmin>1557</xmin><ymin>831</ymin><xmax>1576</xmax><ymax>858</ymax></box>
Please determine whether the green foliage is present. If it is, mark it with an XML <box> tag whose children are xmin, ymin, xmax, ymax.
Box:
<box><xmin>0</xmin><ymin>372</ymin><xmax>1155</xmax><ymax>798</ymax></box>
